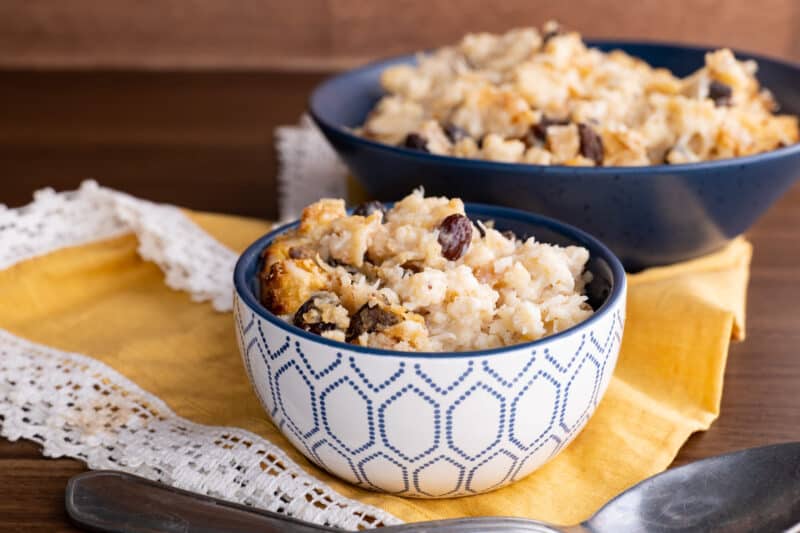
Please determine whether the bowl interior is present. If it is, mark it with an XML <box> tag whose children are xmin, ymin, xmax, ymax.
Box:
<box><xmin>235</xmin><ymin>203</ymin><xmax>625</xmax><ymax>357</ymax></box>
<box><xmin>311</xmin><ymin>41</ymin><xmax>800</xmax><ymax>130</ymax></box>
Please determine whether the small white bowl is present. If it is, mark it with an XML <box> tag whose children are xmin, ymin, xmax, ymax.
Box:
<box><xmin>233</xmin><ymin>204</ymin><xmax>626</xmax><ymax>498</ymax></box>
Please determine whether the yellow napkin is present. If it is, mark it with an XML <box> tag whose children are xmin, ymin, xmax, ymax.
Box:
<box><xmin>0</xmin><ymin>211</ymin><xmax>750</xmax><ymax>526</ymax></box>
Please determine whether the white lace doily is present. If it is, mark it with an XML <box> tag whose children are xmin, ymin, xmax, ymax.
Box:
<box><xmin>0</xmin><ymin>181</ymin><xmax>400</xmax><ymax>529</ymax></box>
<box><xmin>0</xmin><ymin>181</ymin><xmax>236</xmax><ymax>312</ymax></box>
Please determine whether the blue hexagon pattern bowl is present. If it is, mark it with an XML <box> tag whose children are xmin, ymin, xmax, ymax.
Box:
<box><xmin>233</xmin><ymin>203</ymin><xmax>626</xmax><ymax>497</ymax></box>
<box><xmin>309</xmin><ymin>41</ymin><xmax>800</xmax><ymax>270</ymax></box>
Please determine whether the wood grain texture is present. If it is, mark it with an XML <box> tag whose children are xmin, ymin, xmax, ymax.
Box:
<box><xmin>0</xmin><ymin>0</ymin><xmax>798</xmax><ymax>70</ymax></box>
<box><xmin>0</xmin><ymin>441</ymin><xmax>84</xmax><ymax>532</ymax></box>
<box><xmin>1</xmin><ymin>70</ymin><xmax>800</xmax><ymax>529</ymax></box>
<box><xmin>0</xmin><ymin>71</ymin><xmax>327</xmax><ymax>218</ymax></box>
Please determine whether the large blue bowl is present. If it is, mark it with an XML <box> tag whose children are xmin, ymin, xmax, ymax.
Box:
<box><xmin>310</xmin><ymin>41</ymin><xmax>800</xmax><ymax>269</ymax></box>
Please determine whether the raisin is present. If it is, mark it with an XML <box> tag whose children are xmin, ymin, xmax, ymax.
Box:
<box><xmin>403</xmin><ymin>133</ymin><xmax>429</xmax><ymax>152</ymax></box>
<box><xmin>708</xmin><ymin>80</ymin><xmax>733</xmax><ymax>107</ymax></box>
<box><xmin>578</xmin><ymin>123</ymin><xmax>604</xmax><ymax>165</ymax></box>
<box><xmin>400</xmin><ymin>260</ymin><xmax>424</xmax><ymax>274</ymax></box>
<box><xmin>288</xmin><ymin>246</ymin><xmax>314</xmax><ymax>260</ymax></box>
<box><xmin>443</xmin><ymin>123</ymin><xmax>469</xmax><ymax>143</ymax></box>
<box><xmin>437</xmin><ymin>214</ymin><xmax>473</xmax><ymax>261</ymax></box>
<box><xmin>524</xmin><ymin>128</ymin><xmax>541</xmax><ymax>147</ymax></box>
<box><xmin>352</xmin><ymin>200</ymin><xmax>387</xmax><ymax>219</ymax></box>
<box><xmin>346</xmin><ymin>303</ymin><xmax>401</xmax><ymax>342</ymax></box>
<box><xmin>529</xmin><ymin>115</ymin><xmax>570</xmax><ymax>144</ymax></box>
<box><xmin>293</xmin><ymin>293</ymin><xmax>340</xmax><ymax>336</ymax></box>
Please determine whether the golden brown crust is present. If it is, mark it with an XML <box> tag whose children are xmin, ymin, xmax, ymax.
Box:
<box><xmin>261</xmin><ymin>230</ymin><xmax>323</xmax><ymax>270</ymax></box>
<box><xmin>260</xmin><ymin>258</ymin><xmax>330</xmax><ymax>315</ymax></box>
<box><xmin>299</xmin><ymin>198</ymin><xmax>346</xmax><ymax>235</ymax></box>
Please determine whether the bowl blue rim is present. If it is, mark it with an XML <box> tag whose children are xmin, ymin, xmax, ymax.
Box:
<box><xmin>233</xmin><ymin>202</ymin><xmax>627</xmax><ymax>359</ymax></box>
<box><xmin>309</xmin><ymin>39</ymin><xmax>800</xmax><ymax>173</ymax></box>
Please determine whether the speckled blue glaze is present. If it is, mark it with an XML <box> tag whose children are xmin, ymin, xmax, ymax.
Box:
<box><xmin>309</xmin><ymin>41</ymin><xmax>800</xmax><ymax>270</ymax></box>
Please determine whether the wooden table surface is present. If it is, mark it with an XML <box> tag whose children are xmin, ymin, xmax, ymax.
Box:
<box><xmin>2</xmin><ymin>71</ymin><xmax>800</xmax><ymax>531</ymax></box>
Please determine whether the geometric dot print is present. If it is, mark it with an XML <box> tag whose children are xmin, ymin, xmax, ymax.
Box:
<box><xmin>235</xmin><ymin>294</ymin><xmax>625</xmax><ymax>498</ymax></box>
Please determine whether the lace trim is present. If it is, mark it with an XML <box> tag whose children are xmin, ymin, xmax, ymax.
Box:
<box><xmin>0</xmin><ymin>180</ymin><xmax>236</xmax><ymax>311</ymax></box>
<box><xmin>0</xmin><ymin>183</ymin><xmax>401</xmax><ymax>529</ymax></box>
<box><xmin>0</xmin><ymin>330</ymin><xmax>399</xmax><ymax>528</ymax></box>
<box><xmin>109</xmin><ymin>188</ymin><xmax>238</xmax><ymax>312</ymax></box>
<box><xmin>0</xmin><ymin>181</ymin><xmax>129</xmax><ymax>271</ymax></box>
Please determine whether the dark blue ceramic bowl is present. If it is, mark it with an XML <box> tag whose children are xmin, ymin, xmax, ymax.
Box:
<box><xmin>309</xmin><ymin>41</ymin><xmax>800</xmax><ymax>269</ymax></box>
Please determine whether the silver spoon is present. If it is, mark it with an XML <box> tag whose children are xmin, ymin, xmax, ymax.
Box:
<box><xmin>66</xmin><ymin>442</ymin><xmax>800</xmax><ymax>532</ymax></box>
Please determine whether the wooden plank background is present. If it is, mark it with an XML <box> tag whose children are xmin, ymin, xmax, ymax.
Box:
<box><xmin>0</xmin><ymin>71</ymin><xmax>323</xmax><ymax>218</ymax></box>
<box><xmin>1</xmin><ymin>0</ymin><xmax>799</xmax><ymax>216</ymax></box>
<box><xmin>0</xmin><ymin>0</ymin><xmax>798</xmax><ymax>70</ymax></box>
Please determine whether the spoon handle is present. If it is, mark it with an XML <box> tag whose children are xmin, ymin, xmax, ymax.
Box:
<box><xmin>66</xmin><ymin>470</ymin><xmax>576</xmax><ymax>533</ymax></box>
<box><xmin>65</xmin><ymin>471</ymin><xmax>338</xmax><ymax>533</ymax></box>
